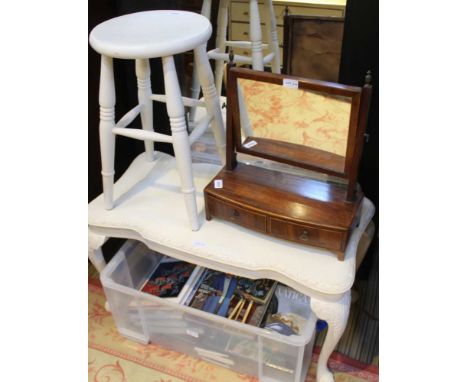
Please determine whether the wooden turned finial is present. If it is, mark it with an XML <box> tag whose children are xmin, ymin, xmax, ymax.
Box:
<box><xmin>225</xmin><ymin>50</ymin><xmax>236</xmax><ymax>91</ymax></box>
<box><xmin>365</xmin><ymin>70</ymin><xmax>372</xmax><ymax>85</ymax></box>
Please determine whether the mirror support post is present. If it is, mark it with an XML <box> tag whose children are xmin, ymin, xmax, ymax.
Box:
<box><xmin>346</xmin><ymin>71</ymin><xmax>373</xmax><ymax>201</ymax></box>
<box><xmin>226</xmin><ymin>52</ymin><xmax>238</xmax><ymax>171</ymax></box>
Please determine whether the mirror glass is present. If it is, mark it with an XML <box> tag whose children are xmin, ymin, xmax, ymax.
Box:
<box><xmin>237</xmin><ymin>78</ymin><xmax>352</xmax><ymax>174</ymax></box>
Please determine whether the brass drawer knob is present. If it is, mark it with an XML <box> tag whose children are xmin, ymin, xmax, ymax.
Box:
<box><xmin>299</xmin><ymin>230</ymin><xmax>309</xmax><ymax>241</ymax></box>
<box><xmin>231</xmin><ymin>209</ymin><xmax>240</xmax><ymax>220</ymax></box>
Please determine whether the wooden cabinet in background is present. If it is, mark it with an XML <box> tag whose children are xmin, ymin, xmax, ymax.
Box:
<box><xmin>229</xmin><ymin>0</ymin><xmax>346</xmax><ymax>67</ymax></box>
<box><xmin>283</xmin><ymin>15</ymin><xmax>345</xmax><ymax>81</ymax></box>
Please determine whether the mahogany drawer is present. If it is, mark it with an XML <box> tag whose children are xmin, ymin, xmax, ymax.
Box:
<box><xmin>206</xmin><ymin>196</ymin><xmax>267</xmax><ymax>233</ymax></box>
<box><xmin>268</xmin><ymin>218</ymin><xmax>345</xmax><ymax>252</ymax></box>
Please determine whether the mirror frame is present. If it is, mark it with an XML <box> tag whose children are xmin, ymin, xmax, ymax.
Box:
<box><xmin>226</xmin><ymin>67</ymin><xmax>372</xmax><ymax>200</ymax></box>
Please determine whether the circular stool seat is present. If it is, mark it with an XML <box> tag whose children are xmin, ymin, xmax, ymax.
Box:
<box><xmin>89</xmin><ymin>10</ymin><xmax>212</xmax><ymax>59</ymax></box>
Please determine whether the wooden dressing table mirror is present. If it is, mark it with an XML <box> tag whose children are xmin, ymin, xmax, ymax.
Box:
<box><xmin>204</xmin><ymin>67</ymin><xmax>372</xmax><ymax>260</ymax></box>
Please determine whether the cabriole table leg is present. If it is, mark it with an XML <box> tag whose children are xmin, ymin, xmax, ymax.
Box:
<box><xmin>309</xmin><ymin>290</ymin><xmax>351</xmax><ymax>382</ymax></box>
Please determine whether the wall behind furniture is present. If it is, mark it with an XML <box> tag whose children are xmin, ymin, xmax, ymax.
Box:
<box><xmin>339</xmin><ymin>0</ymin><xmax>378</xmax><ymax>224</ymax></box>
<box><xmin>339</xmin><ymin>0</ymin><xmax>379</xmax><ymax>275</ymax></box>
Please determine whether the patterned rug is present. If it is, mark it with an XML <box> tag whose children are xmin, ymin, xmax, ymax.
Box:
<box><xmin>89</xmin><ymin>270</ymin><xmax>378</xmax><ymax>382</ymax></box>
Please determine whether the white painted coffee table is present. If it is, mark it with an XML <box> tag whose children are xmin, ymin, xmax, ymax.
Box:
<box><xmin>88</xmin><ymin>151</ymin><xmax>375</xmax><ymax>382</ymax></box>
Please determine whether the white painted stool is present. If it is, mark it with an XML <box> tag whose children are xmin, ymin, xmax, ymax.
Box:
<box><xmin>89</xmin><ymin>10</ymin><xmax>226</xmax><ymax>231</ymax></box>
<box><xmin>189</xmin><ymin>0</ymin><xmax>281</xmax><ymax>123</ymax></box>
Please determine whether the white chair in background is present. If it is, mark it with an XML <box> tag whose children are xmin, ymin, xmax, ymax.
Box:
<box><xmin>189</xmin><ymin>0</ymin><xmax>281</xmax><ymax>124</ymax></box>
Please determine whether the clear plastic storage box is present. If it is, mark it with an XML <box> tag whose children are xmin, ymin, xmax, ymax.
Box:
<box><xmin>100</xmin><ymin>240</ymin><xmax>317</xmax><ymax>382</ymax></box>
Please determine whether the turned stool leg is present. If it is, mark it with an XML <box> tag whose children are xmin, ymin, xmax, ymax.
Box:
<box><xmin>264</xmin><ymin>0</ymin><xmax>281</xmax><ymax>73</ymax></box>
<box><xmin>162</xmin><ymin>55</ymin><xmax>200</xmax><ymax>231</ymax></box>
<box><xmin>200</xmin><ymin>0</ymin><xmax>212</xmax><ymax>24</ymax></box>
<box><xmin>189</xmin><ymin>0</ymin><xmax>212</xmax><ymax>125</ymax></box>
<box><xmin>99</xmin><ymin>55</ymin><xmax>116</xmax><ymax>210</ymax></box>
<box><xmin>249</xmin><ymin>0</ymin><xmax>264</xmax><ymax>71</ymax></box>
<box><xmin>194</xmin><ymin>44</ymin><xmax>226</xmax><ymax>163</ymax></box>
<box><xmin>136</xmin><ymin>59</ymin><xmax>155</xmax><ymax>162</ymax></box>
<box><xmin>214</xmin><ymin>0</ymin><xmax>229</xmax><ymax>93</ymax></box>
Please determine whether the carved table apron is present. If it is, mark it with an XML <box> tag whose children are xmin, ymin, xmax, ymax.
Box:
<box><xmin>88</xmin><ymin>151</ymin><xmax>375</xmax><ymax>382</ymax></box>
